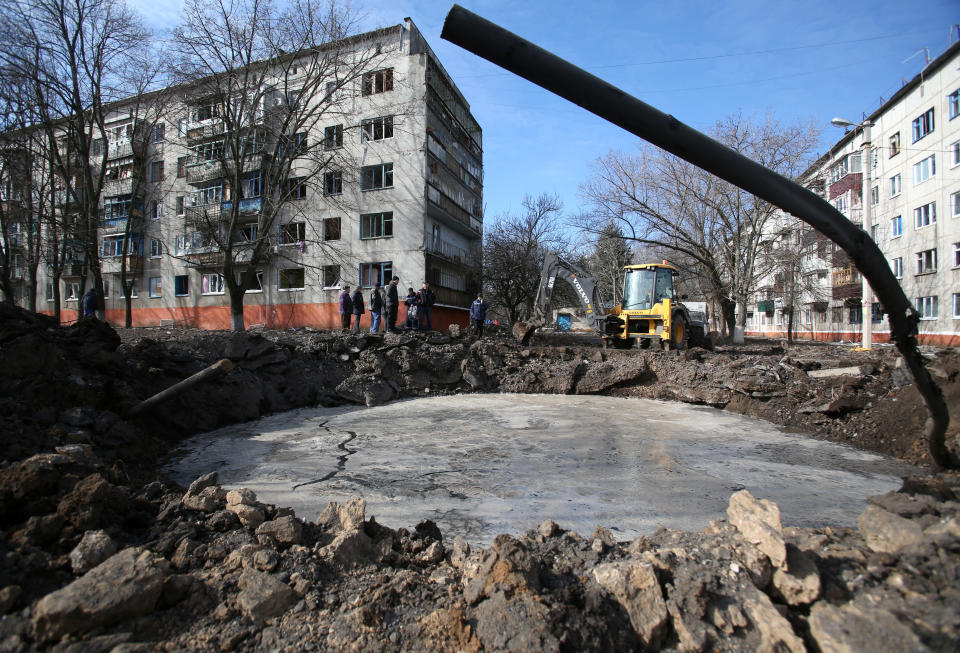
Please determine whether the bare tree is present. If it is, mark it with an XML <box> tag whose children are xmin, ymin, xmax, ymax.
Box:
<box><xmin>169</xmin><ymin>0</ymin><xmax>397</xmax><ymax>331</ymax></box>
<box><xmin>580</xmin><ymin>113</ymin><xmax>820</xmax><ymax>337</ymax></box>
<box><xmin>1</xmin><ymin>0</ymin><xmax>153</xmax><ymax>320</ymax></box>
<box><xmin>584</xmin><ymin>218</ymin><xmax>633</xmax><ymax>307</ymax></box>
<box><xmin>482</xmin><ymin>193</ymin><xmax>567</xmax><ymax>324</ymax></box>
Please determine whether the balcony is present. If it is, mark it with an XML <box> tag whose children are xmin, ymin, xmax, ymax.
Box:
<box><xmin>60</xmin><ymin>263</ymin><xmax>86</xmax><ymax>278</ymax></box>
<box><xmin>184</xmin><ymin>248</ymin><xmax>225</xmax><ymax>268</ymax></box>
<box><xmin>184</xmin><ymin>204</ymin><xmax>221</xmax><ymax>227</ymax></box>
<box><xmin>186</xmin><ymin>122</ymin><xmax>225</xmax><ymax>142</ymax></box>
<box><xmin>426</xmin><ymin>238</ymin><xmax>479</xmax><ymax>267</ymax></box>
<box><xmin>426</xmin><ymin>183</ymin><xmax>480</xmax><ymax>235</ymax></box>
<box><xmin>186</xmin><ymin>160</ymin><xmax>222</xmax><ymax>183</ymax></box>
<box><xmin>101</xmin><ymin>254</ymin><xmax>144</xmax><ymax>274</ymax></box>
<box><xmin>107</xmin><ymin>141</ymin><xmax>132</xmax><ymax>160</ymax></box>
<box><xmin>100</xmin><ymin>217</ymin><xmax>129</xmax><ymax>235</ymax></box>
<box><xmin>221</xmin><ymin>197</ymin><xmax>262</xmax><ymax>218</ymax></box>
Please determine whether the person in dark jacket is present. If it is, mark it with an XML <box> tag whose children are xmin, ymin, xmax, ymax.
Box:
<box><xmin>470</xmin><ymin>293</ymin><xmax>488</xmax><ymax>336</ymax></box>
<box><xmin>81</xmin><ymin>287</ymin><xmax>97</xmax><ymax>319</ymax></box>
<box><xmin>369</xmin><ymin>281</ymin><xmax>384</xmax><ymax>333</ymax></box>
<box><xmin>385</xmin><ymin>275</ymin><xmax>400</xmax><ymax>332</ymax></box>
<box><xmin>404</xmin><ymin>287</ymin><xmax>420</xmax><ymax>330</ymax></box>
<box><xmin>418</xmin><ymin>281</ymin><xmax>435</xmax><ymax>331</ymax></box>
<box><xmin>351</xmin><ymin>287</ymin><xmax>365</xmax><ymax>332</ymax></box>
<box><xmin>338</xmin><ymin>285</ymin><xmax>353</xmax><ymax>331</ymax></box>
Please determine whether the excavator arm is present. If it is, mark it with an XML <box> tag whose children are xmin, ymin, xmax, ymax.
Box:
<box><xmin>515</xmin><ymin>251</ymin><xmax>607</xmax><ymax>344</ymax></box>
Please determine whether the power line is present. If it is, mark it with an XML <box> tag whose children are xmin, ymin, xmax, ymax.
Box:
<box><xmin>452</xmin><ymin>28</ymin><xmax>942</xmax><ymax>79</ymax></box>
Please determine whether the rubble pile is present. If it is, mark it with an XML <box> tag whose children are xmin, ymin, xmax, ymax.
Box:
<box><xmin>0</xmin><ymin>304</ymin><xmax>958</xmax><ymax>650</ymax></box>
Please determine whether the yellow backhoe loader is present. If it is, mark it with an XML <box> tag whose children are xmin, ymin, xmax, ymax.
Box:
<box><xmin>515</xmin><ymin>253</ymin><xmax>711</xmax><ymax>351</ymax></box>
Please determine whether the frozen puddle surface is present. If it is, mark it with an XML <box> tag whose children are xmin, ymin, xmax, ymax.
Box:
<box><xmin>165</xmin><ymin>394</ymin><xmax>917</xmax><ymax>547</ymax></box>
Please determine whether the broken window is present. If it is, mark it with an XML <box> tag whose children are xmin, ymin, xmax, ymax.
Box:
<box><xmin>278</xmin><ymin>268</ymin><xmax>305</xmax><ymax>290</ymax></box>
<box><xmin>323</xmin><ymin>171</ymin><xmax>342</xmax><ymax>195</ymax></box>
<box><xmin>360</xmin><ymin>211</ymin><xmax>393</xmax><ymax>239</ymax></box>
<box><xmin>201</xmin><ymin>273</ymin><xmax>224</xmax><ymax>295</ymax></box>
<box><xmin>361</xmin><ymin>163</ymin><xmax>393</xmax><ymax>190</ymax></box>
<box><xmin>238</xmin><ymin>270</ymin><xmax>264</xmax><ymax>292</ymax></box>
<box><xmin>359</xmin><ymin>261</ymin><xmax>392</xmax><ymax>288</ymax></box>
<box><xmin>323</xmin><ymin>265</ymin><xmax>340</xmax><ymax>288</ymax></box>
<box><xmin>324</xmin><ymin>125</ymin><xmax>343</xmax><ymax>149</ymax></box>
<box><xmin>915</xmin><ymin>248</ymin><xmax>937</xmax><ymax>275</ymax></box>
<box><xmin>362</xmin><ymin>69</ymin><xmax>393</xmax><ymax>96</ymax></box>
<box><xmin>148</xmin><ymin>277</ymin><xmax>162</xmax><ymax>298</ymax></box>
<box><xmin>361</xmin><ymin>116</ymin><xmax>394</xmax><ymax>142</ymax></box>
<box><xmin>174</xmin><ymin>275</ymin><xmax>189</xmax><ymax>296</ymax></box>
<box><xmin>323</xmin><ymin>217</ymin><xmax>341</xmax><ymax>241</ymax></box>
<box><xmin>281</xmin><ymin>222</ymin><xmax>306</xmax><ymax>244</ymax></box>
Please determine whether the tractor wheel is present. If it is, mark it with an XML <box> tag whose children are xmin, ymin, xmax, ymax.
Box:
<box><xmin>670</xmin><ymin>315</ymin><xmax>688</xmax><ymax>350</ymax></box>
<box><xmin>638</xmin><ymin>338</ymin><xmax>652</xmax><ymax>350</ymax></box>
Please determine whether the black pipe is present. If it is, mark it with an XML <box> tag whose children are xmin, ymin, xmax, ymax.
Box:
<box><xmin>441</xmin><ymin>4</ymin><xmax>956</xmax><ymax>469</ymax></box>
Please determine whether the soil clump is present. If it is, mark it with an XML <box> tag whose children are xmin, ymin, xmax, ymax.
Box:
<box><xmin>1</xmin><ymin>304</ymin><xmax>958</xmax><ymax>651</ymax></box>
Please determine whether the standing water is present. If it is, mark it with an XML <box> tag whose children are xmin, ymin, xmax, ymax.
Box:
<box><xmin>165</xmin><ymin>394</ymin><xmax>916</xmax><ymax>546</ymax></box>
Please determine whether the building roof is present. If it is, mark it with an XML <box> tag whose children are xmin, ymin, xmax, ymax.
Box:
<box><xmin>803</xmin><ymin>38</ymin><xmax>960</xmax><ymax>179</ymax></box>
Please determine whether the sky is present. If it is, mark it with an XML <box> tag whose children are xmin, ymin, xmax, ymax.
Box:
<box><xmin>133</xmin><ymin>0</ymin><xmax>960</xmax><ymax>229</ymax></box>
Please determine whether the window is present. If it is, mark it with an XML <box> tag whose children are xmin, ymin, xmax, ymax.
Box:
<box><xmin>870</xmin><ymin>223</ymin><xmax>878</xmax><ymax>241</ymax></box>
<box><xmin>242</xmin><ymin>173</ymin><xmax>262</xmax><ymax>198</ymax></box>
<box><xmin>916</xmin><ymin>296</ymin><xmax>938</xmax><ymax>320</ymax></box>
<box><xmin>119</xmin><ymin>281</ymin><xmax>138</xmax><ymax>298</ymax></box>
<box><xmin>951</xmin><ymin>141</ymin><xmax>960</xmax><ymax>167</ymax></box>
<box><xmin>322</xmin><ymin>265</ymin><xmax>340</xmax><ymax>288</ymax></box>
<box><xmin>361</xmin><ymin>163</ymin><xmax>393</xmax><ymax>190</ymax></box>
<box><xmin>103</xmin><ymin>194</ymin><xmax>131</xmax><ymax>220</ymax></box>
<box><xmin>359</xmin><ymin>261</ymin><xmax>393</xmax><ymax>288</ymax></box>
<box><xmin>176</xmin><ymin>196</ymin><xmax>185</xmax><ymax>216</ymax></box>
<box><xmin>914</xmin><ymin>202</ymin><xmax>936</xmax><ymax>229</ymax></box>
<box><xmin>234</xmin><ymin>224</ymin><xmax>258</xmax><ymax>243</ymax></box>
<box><xmin>238</xmin><ymin>270</ymin><xmax>263</xmax><ymax>292</ymax></box>
<box><xmin>831</xmin><ymin>307</ymin><xmax>843</xmax><ymax>323</ymax></box>
<box><xmin>872</xmin><ymin>303</ymin><xmax>883</xmax><ymax>323</ymax></box>
<box><xmin>361</xmin><ymin>116</ymin><xmax>394</xmax><ymax>142</ymax></box>
<box><xmin>889</xmin><ymin>174</ymin><xmax>901</xmax><ymax>197</ymax></box>
<box><xmin>916</xmin><ymin>248</ymin><xmax>937</xmax><ymax>275</ymax></box>
<box><xmin>177</xmin><ymin>156</ymin><xmax>188</xmax><ymax>178</ymax></box>
<box><xmin>102</xmin><ymin>235</ymin><xmax>141</xmax><ymax>257</ymax></box>
<box><xmin>193</xmin><ymin>182</ymin><xmax>223</xmax><ymax>206</ymax></box>
<box><xmin>46</xmin><ymin>283</ymin><xmax>54</xmax><ymax>302</ymax></box>
<box><xmin>65</xmin><ymin>282</ymin><xmax>80</xmax><ymax>301</ymax></box>
<box><xmin>325</xmin><ymin>81</ymin><xmax>336</xmax><ymax>100</ymax></box>
<box><xmin>151</xmin><ymin>124</ymin><xmax>165</xmax><ymax>143</ymax></box>
<box><xmin>323</xmin><ymin>217</ymin><xmax>341</xmax><ymax>241</ymax></box>
<box><xmin>912</xmin><ymin>107</ymin><xmax>935</xmax><ymax>142</ymax></box>
<box><xmin>201</xmin><ymin>273</ymin><xmax>224</xmax><ymax>295</ymax></box>
<box><xmin>912</xmin><ymin>154</ymin><xmax>936</xmax><ymax>185</ymax></box>
<box><xmin>362</xmin><ymin>68</ymin><xmax>393</xmax><ymax>96</ymax></box>
<box><xmin>360</xmin><ymin>211</ymin><xmax>393</xmax><ymax>239</ymax></box>
<box><xmin>174</xmin><ymin>275</ymin><xmax>189</xmax><ymax>296</ymax></box>
<box><xmin>192</xmin><ymin>102</ymin><xmax>219</xmax><ymax>122</ymax></box>
<box><xmin>281</xmin><ymin>222</ymin><xmax>305</xmax><ymax>244</ymax></box>
<box><xmin>149</xmin><ymin>160</ymin><xmax>164</xmax><ymax>182</ymax></box>
<box><xmin>870</xmin><ymin>185</ymin><xmax>878</xmax><ymax>206</ymax></box>
<box><xmin>285</xmin><ymin>176</ymin><xmax>307</xmax><ymax>200</ymax></box>
<box><xmin>323</xmin><ymin>171</ymin><xmax>342</xmax><ymax>195</ymax></box>
<box><xmin>954</xmin><ymin>294</ymin><xmax>960</xmax><ymax>319</ymax></box>
<box><xmin>891</xmin><ymin>215</ymin><xmax>902</xmax><ymax>237</ymax></box>
<box><xmin>148</xmin><ymin>277</ymin><xmax>161</xmax><ymax>298</ymax></box>
<box><xmin>194</xmin><ymin>140</ymin><xmax>223</xmax><ymax>162</ymax></box>
<box><xmin>954</xmin><ymin>243</ymin><xmax>960</xmax><ymax>268</ymax></box>
<box><xmin>278</xmin><ymin>268</ymin><xmax>305</xmax><ymax>290</ymax></box>
<box><xmin>149</xmin><ymin>238</ymin><xmax>162</xmax><ymax>258</ymax></box>
<box><xmin>151</xmin><ymin>201</ymin><xmax>163</xmax><ymax>220</ymax></box>
<box><xmin>891</xmin><ymin>257</ymin><xmax>903</xmax><ymax>279</ymax></box>
<box><xmin>950</xmin><ymin>89</ymin><xmax>960</xmax><ymax>120</ymax></box>
<box><xmin>323</xmin><ymin>125</ymin><xmax>343</xmax><ymax>149</ymax></box>
<box><xmin>889</xmin><ymin>132</ymin><xmax>900</xmax><ymax>157</ymax></box>
<box><xmin>953</xmin><ymin>192</ymin><xmax>960</xmax><ymax>219</ymax></box>
<box><xmin>849</xmin><ymin>306</ymin><xmax>862</xmax><ymax>324</ymax></box>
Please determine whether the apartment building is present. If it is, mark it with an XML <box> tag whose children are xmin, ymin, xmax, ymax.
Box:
<box><xmin>7</xmin><ymin>19</ymin><xmax>482</xmax><ymax>331</ymax></box>
<box><xmin>745</xmin><ymin>40</ymin><xmax>960</xmax><ymax>346</ymax></box>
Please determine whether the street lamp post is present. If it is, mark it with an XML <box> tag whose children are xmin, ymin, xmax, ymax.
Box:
<box><xmin>831</xmin><ymin>117</ymin><xmax>873</xmax><ymax>350</ymax></box>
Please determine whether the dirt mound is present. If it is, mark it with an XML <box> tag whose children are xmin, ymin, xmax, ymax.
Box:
<box><xmin>0</xmin><ymin>311</ymin><xmax>958</xmax><ymax>650</ymax></box>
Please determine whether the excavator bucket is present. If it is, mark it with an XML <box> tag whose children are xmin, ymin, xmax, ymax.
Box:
<box><xmin>513</xmin><ymin>319</ymin><xmax>540</xmax><ymax>345</ymax></box>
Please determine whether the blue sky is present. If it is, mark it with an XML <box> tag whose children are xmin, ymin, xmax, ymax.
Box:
<box><xmin>135</xmin><ymin>0</ymin><xmax>959</xmax><ymax>224</ymax></box>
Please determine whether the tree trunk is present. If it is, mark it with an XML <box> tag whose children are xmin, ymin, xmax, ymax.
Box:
<box><xmin>125</xmin><ymin>292</ymin><xmax>133</xmax><ymax>328</ymax></box>
<box><xmin>228</xmin><ymin>284</ymin><xmax>246</xmax><ymax>331</ymax></box>
<box><xmin>787</xmin><ymin>308</ymin><xmax>794</xmax><ymax>344</ymax></box>
<box><xmin>719</xmin><ymin>297</ymin><xmax>736</xmax><ymax>338</ymax></box>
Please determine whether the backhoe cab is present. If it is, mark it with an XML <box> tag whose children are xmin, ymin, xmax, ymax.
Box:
<box><xmin>602</xmin><ymin>262</ymin><xmax>709</xmax><ymax>350</ymax></box>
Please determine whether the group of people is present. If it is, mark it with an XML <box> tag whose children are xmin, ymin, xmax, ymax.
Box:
<box><xmin>338</xmin><ymin>276</ymin><xmax>436</xmax><ymax>334</ymax></box>
<box><xmin>338</xmin><ymin>277</ymin><xmax>490</xmax><ymax>336</ymax></box>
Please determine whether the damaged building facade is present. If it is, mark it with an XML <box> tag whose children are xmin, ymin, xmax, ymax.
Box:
<box><xmin>2</xmin><ymin>19</ymin><xmax>482</xmax><ymax>330</ymax></box>
<box><xmin>746</xmin><ymin>40</ymin><xmax>960</xmax><ymax>346</ymax></box>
